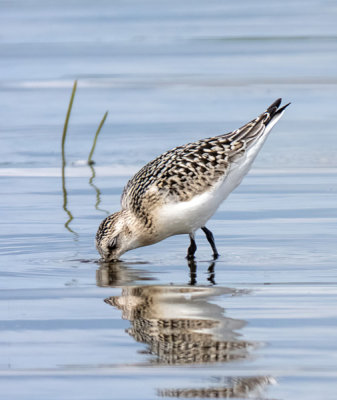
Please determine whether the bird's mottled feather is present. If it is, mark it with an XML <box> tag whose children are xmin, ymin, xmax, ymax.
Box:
<box><xmin>121</xmin><ymin>110</ymin><xmax>272</xmax><ymax>220</ymax></box>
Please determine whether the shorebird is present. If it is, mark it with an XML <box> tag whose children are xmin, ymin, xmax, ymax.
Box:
<box><xmin>96</xmin><ymin>98</ymin><xmax>289</xmax><ymax>262</ymax></box>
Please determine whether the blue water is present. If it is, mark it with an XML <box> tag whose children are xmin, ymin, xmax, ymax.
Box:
<box><xmin>1</xmin><ymin>1</ymin><xmax>337</xmax><ymax>399</ymax></box>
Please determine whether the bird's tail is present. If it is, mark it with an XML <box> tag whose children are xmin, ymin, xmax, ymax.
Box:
<box><xmin>221</xmin><ymin>98</ymin><xmax>290</xmax><ymax>144</ymax></box>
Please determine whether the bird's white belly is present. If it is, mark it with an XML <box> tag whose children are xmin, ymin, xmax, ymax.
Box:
<box><xmin>155</xmin><ymin>184</ymin><xmax>224</xmax><ymax>238</ymax></box>
<box><xmin>155</xmin><ymin>133</ymin><xmax>269</xmax><ymax>239</ymax></box>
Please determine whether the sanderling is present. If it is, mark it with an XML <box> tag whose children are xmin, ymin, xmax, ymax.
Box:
<box><xmin>96</xmin><ymin>98</ymin><xmax>289</xmax><ymax>261</ymax></box>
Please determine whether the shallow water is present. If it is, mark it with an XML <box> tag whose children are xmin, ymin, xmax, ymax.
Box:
<box><xmin>1</xmin><ymin>1</ymin><xmax>337</xmax><ymax>399</ymax></box>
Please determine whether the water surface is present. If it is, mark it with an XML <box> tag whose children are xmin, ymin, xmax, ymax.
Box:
<box><xmin>1</xmin><ymin>1</ymin><xmax>337</xmax><ymax>399</ymax></box>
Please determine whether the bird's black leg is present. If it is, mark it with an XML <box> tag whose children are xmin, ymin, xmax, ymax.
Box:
<box><xmin>201</xmin><ymin>226</ymin><xmax>219</xmax><ymax>260</ymax></box>
<box><xmin>187</xmin><ymin>233</ymin><xmax>197</xmax><ymax>260</ymax></box>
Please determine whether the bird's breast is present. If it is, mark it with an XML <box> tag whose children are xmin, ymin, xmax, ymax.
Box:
<box><xmin>153</xmin><ymin>180</ymin><xmax>225</xmax><ymax>238</ymax></box>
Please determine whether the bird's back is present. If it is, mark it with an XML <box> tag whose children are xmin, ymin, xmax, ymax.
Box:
<box><xmin>96</xmin><ymin>99</ymin><xmax>289</xmax><ymax>261</ymax></box>
<box><xmin>121</xmin><ymin>99</ymin><xmax>288</xmax><ymax>231</ymax></box>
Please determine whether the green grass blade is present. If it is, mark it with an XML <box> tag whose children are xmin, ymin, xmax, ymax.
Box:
<box><xmin>88</xmin><ymin>111</ymin><xmax>108</xmax><ymax>164</ymax></box>
<box><xmin>61</xmin><ymin>80</ymin><xmax>78</xmax><ymax>237</ymax></box>
<box><xmin>61</xmin><ymin>80</ymin><xmax>77</xmax><ymax>165</ymax></box>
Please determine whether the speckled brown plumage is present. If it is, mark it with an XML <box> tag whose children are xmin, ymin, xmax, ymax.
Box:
<box><xmin>121</xmin><ymin>98</ymin><xmax>288</xmax><ymax>226</ymax></box>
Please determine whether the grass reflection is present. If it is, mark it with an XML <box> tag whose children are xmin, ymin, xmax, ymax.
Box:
<box><xmin>88</xmin><ymin>164</ymin><xmax>110</xmax><ymax>215</ymax></box>
<box><xmin>61</xmin><ymin>80</ymin><xmax>78</xmax><ymax>237</ymax></box>
<box><xmin>61</xmin><ymin>161</ymin><xmax>77</xmax><ymax>236</ymax></box>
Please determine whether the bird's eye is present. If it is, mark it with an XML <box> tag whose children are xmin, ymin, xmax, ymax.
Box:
<box><xmin>107</xmin><ymin>237</ymin><xmax>117</xmax><ymax>251</ymax></box>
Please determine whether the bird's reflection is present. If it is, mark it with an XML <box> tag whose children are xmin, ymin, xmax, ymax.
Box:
<box><xmin>158</xmin><ymin>376</ymin><xmax>276</xmax><ymax>399</ymax></box>
<box><xmin>96</xmin><ymin>260</ymin><xmax>154</xmax><ymax>287</ymax></box>
<box><xmin>105</xmin><ymin>284</ymin><xmax>253</xmax><ymax>365</ymax></box>
<box><xmin>97</xmin><ymin>261</ymin><xmax>274</xmax><ymax>398</ymax></box>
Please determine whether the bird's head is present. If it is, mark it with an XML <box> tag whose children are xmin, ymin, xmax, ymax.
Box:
<box><xmin>96</xmin><ymin>210</ymin><xmax>141</xmax><ymax>262</ymax></box>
